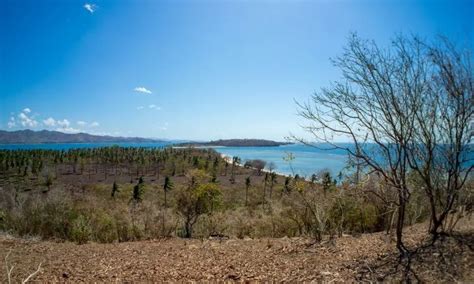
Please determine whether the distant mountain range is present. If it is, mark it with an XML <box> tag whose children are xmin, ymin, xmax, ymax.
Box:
<box><xmin>176</xmin><ymin>139</ymin><xmax>292</xmax><ymax>147</ymax></box>
<box><xmin>0</xmin><ymin>130</ymin><xmax>292</xmax><ymax>147</ymax></box>
<box><xmin>0</xmin><ymin>130</ymin><xmax>165</xmax><ymax>144</ymax></box>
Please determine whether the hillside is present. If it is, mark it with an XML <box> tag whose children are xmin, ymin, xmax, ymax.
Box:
<box><xmin>1</xmin><ymin>220</ymin><xmax>472</xmax><ymax>282</ymax></box>
<box><xmin>176</xmin><ymin>139</ymin><xmax>291</xmax><ymax>147</ymax></box>
<box><xmin>0</xmin><ymin>147</ymin><xmax>472</xmax><ymax>282</ymax></box>
<box><xmin>0</xmin><ymin>130</ymin><xmax>164</xmax><ymax>144</ymax></box>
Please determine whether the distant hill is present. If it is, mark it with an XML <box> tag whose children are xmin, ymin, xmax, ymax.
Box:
<box><xmin>176</xmin><ymin>139</ymin><xmax>292</xmax><ymax>147</ymax></box>
<box><xmin>0</xmin><ymin>130</ymin><xmax>165</xmax><ymax>144</ymax></box>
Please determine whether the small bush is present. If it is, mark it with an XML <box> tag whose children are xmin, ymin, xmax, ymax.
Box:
<box><xmin>70</xmin><ymin>215</ymin><xmax>92</xmax><ymax>244</ymax></box>
<box><xmin>93</xmin><ymin>213</ymin><xmax>118</xmax><ymax>243</ymax></box>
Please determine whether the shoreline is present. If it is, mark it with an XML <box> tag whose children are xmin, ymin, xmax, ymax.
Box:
<box><xmin>219</xmin><ymin>153</ymin><xmax>293</xmax><ymax>178</ymax></box>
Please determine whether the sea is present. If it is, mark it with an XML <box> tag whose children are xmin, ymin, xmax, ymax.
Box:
<box><xmin>0</xmin><ymin>142</ymin><xmax>350</xmax><ymax>178</ymax></box>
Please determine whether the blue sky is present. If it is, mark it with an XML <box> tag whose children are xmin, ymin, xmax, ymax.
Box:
<box><xmin>1</xmin><ymin>0</ymin><xmax>472</xmax><ymax>140</ymax></box>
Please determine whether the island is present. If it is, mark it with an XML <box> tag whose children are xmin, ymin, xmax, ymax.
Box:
<box><xmin>0</xmin><ymin>129</ymin><xmax>165</xmax><ymax>144</ymax></box>
<box><xmin>175</xmin><ymin>139</ymin><xmax>292</xmax><ymax>147</ymax></box>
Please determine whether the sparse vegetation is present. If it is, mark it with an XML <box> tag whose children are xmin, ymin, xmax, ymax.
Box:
<box><xmin>0</xmin><ymin>33</ymin><xmax>472</xmax><ymax>283</ymax></box>
<box><xmin>2</xmin><ymin>144</ymin><xmax>467</xmax><ymax>246</ymax></box>
<box><xmin>296</xmin><ymin>33</ymin><xmax>473</xmax><ymax>279</ymax></box>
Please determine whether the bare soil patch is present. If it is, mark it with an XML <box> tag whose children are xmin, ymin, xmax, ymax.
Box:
<box><xmin>1</xmin><ymin>220</ymin><xmax>472</xmax><ymax>282</ymax></box>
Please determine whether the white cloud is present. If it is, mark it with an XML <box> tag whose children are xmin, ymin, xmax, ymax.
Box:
<box><xmin>57</xmin><ymin>119</ymin><xmax>70</xmax><ymax>128</ymax></box>
<box><xmin>83</xmin><ymin>3</ymin><xmax>97</xmax><ymax>13</ymax></box>
<box><xmin>7</xmin><ymin>117</ymin><xmax>15</xmax><ymax>128</ymax></box>
<box><xmin>136</xmin><ymin>106</ymin><xmax>145</xmax><ymax>110</ymax></box>
<box><xmin>6</xmin><ymin>108</ymin><xmax>104</xmax><ymax>133</ymax></box>
<box><xmin>148</xmin><ymin>104</ymin><xmax>161</xmax><ymax>110</ymax></box>
<box><xmin>57</xmin><ymin>127</ymin><xmax>80</xmax><ymax>133</ymax></box>
<box><xmin>134</xmin><ymin>87</ymin><xmax>152</xmax><ymax>94</ymax></box>
<box><xmin>18</xmin><ymin>111</ymin><xmax>38</xmax><ymax>128</ymax></box>
<box><xmin>76</xmin><ymin>120</ymin><xmax>99</xmax><ymax>127</ymax></box>
<box><xmin>43</xmin><ymin>117</ymin><xmax>56</xmax><ymax>127</ymax></box>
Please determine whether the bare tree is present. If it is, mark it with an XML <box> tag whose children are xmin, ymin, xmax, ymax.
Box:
<box><xmin>296</xmin><ymin>34</ymin><xmax>431</xmax><ymax>256</ymax></box>
<box><xmin>245</xmin><ymin>159</ymin><xmax>266</xmax><ymax>175</ymax></box>
<box><xmin>406</xmin><ymin>37</ymin><xmax>473</xmax><ymax>241</ymax></box>
<box><xmin>296</xmin><ymin>33</ymin><xmax>473</xmax><ymax>256</ymax></box>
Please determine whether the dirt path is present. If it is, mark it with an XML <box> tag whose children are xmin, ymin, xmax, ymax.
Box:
<box><xmin>1</xmin><ymin>223</ymin><xmax>472</xmax><ymax>282</ymax></box>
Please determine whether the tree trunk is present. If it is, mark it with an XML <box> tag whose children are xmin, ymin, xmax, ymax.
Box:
<box><xmin>396</xmin><ymin>192</ymin><xmax>408</xmax><ymax>256</ymax></box>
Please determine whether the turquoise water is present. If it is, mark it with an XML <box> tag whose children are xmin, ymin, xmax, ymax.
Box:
<box><xmin>211</xmin><ymin>144</ymin><xmax>348</xmax><ymax>177</ymax></box>
<box><xmin>0</xmin><ymin>143</ymin><xmax>349</xmax><ymax>177</ymax></box>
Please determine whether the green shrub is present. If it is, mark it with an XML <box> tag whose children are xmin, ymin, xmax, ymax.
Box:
<box><xmin>70</xmin><ymin>215</ymin><xmax>92</xmax><ymax>244</ymax></box>
<box><xmin>93</xmin><ymin>213</ymin><xmax>118</xmax><ymax>243</ymax></box>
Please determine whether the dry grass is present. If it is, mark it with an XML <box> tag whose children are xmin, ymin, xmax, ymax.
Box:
<box><xmin>1</xmin><ymin>219</ymin><xmax>472</xmax><ymax>282</ymax></box>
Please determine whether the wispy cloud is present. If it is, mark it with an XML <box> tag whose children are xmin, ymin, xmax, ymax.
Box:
<box><xmin>83</xmin><ymin>3</ymin><xmax>97</xmax><ymax>13</ymax></box>
<box><xmin>76</xmin><ymin>120</ymin><xmax>99</xmax><ymax>127</ymax></box>
<box><xmin>136</xmin><ymin>106</ymin><xmax>145</xmax><ymax>110</ymax></box>
<box><xmin>149</xmin><ymin>104</ymin><xmax>161</xmax><ymax>110</ymax></box>
<box><xmin>160</xmin><ymin>122</ymin><xmax>169</xmax><ymax>131</ymax></box>
<box><xmin>7</xmin><ymin>117</ymin><xmax>15</xmax><ymax>128</ymax></box>
<box><xmin>134</xmin><ymin>87</ymin><xmax>152</xmax><ymax>94</ymax></box>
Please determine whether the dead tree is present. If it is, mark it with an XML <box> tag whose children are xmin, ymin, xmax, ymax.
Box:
<box><xmin>296</xmin><ymin>34</ymin><xmax>429</xmax><ymax>256</ymax></box>
<box><xmin>406</xmin><ymin>37</ymin><xmax>473</xmax><ymax>241</ymax></box>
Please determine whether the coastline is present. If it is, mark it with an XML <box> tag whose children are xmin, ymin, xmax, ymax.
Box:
<box><xmin>219</xmin><ymin>153</ymin><xmax>292</xmax><ymax>178</ymax></box>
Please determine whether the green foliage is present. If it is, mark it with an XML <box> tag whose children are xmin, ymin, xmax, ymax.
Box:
<box><xmin>176</xmin><ymin>170</ymin><xmax>222</xmax><ymax>238</ymax></box>
<box><xmin>0</xmin><ymin>146</ymin><xmax>446</xmax><ymax>244</ymax></box>
<box><xmin>131</xmin><ymin>177</ymin><xmax>145</xmax><ymax>203</ymax></box>
<box><xmin>194</xmin><ymin>183</ymin><xmax>222</xmax><ymax>213</ymax></box>
<box><xmin>329</xmin><ymin>193</ymin><xmax>379</xmax><ymax>234</ymax></box>
<box><xmin>93</xmin><ymin>213</ymin><xmax>118</xmax><ymax>243</ymax></box>
<box><xmin>321</xmin><ymin>171</ymin><xmax>334</xmax><ymax>194</ymax></box>
<box><xmin>70</xmin><ymin>215</ymin><xmax>92</xmax><ymax>244</ymax></box>
<box><xmin>163</xmin><ymin>176</ymin><xmax>173</xmax><ymax>192</ymax></box>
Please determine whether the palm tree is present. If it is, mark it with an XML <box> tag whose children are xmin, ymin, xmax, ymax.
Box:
<box><xmin>163</xmin><ymin>176</ymin><xmax>173</xmax><ymax>208</ymax></box>
<box><xmin>310</xmin><ymin>173</ymin><xmax>317</xmax><ymax>189</ymax></box>
<box><xmin>269</xmin><ymin>172</ymin><xmax>277</xmax><ymax>199</ymax></box>
<box><xmin>131</xmin><ymin>176</ymin><xmax>145</xmax><ymax>203</ymax></box>
<box><xmin>262</xmin><ymin>172</ymin><xmax>269</xmax><ymax>205</ymax></box>
<box><xmin>245</xmin><ymin>176</ymin><xmax>251</xmax><ymax>206</ymax></box>
<box><xmin>111</xmin><ymin>181</ymin><xmax>119</xmax><ymax>198</ymax></box>
<box><xmin>283</xmin><ymin>176</ymin><xmax>291</xmax><ymax>196</ymax></box>
<box><xmin>321</xmin><ymin>171</ymin><xmax>332</xmax><ymax>196</ymax></box>
<box><xmin>230</xmin><ymin>156</ymin><xmax>241</xmax><ymax>184</ymax></box>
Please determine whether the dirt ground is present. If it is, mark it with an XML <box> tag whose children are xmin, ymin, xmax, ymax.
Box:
<box><xmin>1</xmin><ymin>219</ymin><xmax>473</xmax><ymax>282</ymax></box>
